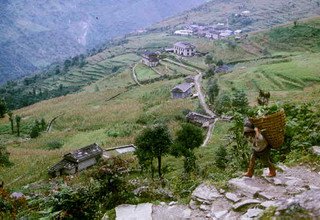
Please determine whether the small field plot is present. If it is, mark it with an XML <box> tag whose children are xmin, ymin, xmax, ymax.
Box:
<box><xmin>135</xmin><ymin>63</ymin><xmax>160</xmax><ymax>81</ymax></box>
<box><xmin>219</xmin><ymin>53</ymin><xmax>320</xmax><ymax>93</ymax></box>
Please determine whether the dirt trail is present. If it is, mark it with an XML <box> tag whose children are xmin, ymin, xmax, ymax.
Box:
<box><xmin>131</xmin><ymin>63</ymin><xmax>142</xmax><ymax>86</ymax></box>
<box><xmin>194</xmin><ymin>71</ymin><xmax>219</xmax><ymax>146</ymax></box>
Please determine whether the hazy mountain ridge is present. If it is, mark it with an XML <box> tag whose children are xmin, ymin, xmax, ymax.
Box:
<box><xmin>154</xmin><ymin>0</ymin><xmax>320</xmax><ymax>31</ymax></box>
<box><xmin>0</xmin><ymin>0</ymin><xmax>206</xmax><ymax>84</ymax></box>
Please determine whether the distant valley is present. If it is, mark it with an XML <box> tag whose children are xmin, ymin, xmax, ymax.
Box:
<box><xmin>0</xmin><ymin>0</ymin><xmax>206</xmax><ymax>84</ymax></box>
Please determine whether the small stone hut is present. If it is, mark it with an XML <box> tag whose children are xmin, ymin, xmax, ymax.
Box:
<box><xmin>186</xmin><ymin>112</ymin><xmax>216</xmax><ymax>127</ymax></box>
<box><xmin>171</xmin><ymin>83</ymin><xmax>193</xmax><ymax>99</ymax></box>
<box><xmin>173</xmin><ymin>42</ymin><xmax>196</xmax><ymax>56</ymax></box>
<box><xmin>48</xmin><ymin>143</ymin><xmax>103</xmax><ymax>177</ymax></box>
<box><xmin>142</xmin><ymin>52</ymin><xmax>159</xmax><ymax>67</ymax></box>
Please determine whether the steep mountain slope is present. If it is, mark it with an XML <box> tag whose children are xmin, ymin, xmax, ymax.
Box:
<box><xmin>0</xmin><ymin>0</ymin><xmax>206</xmax><ymax>84</ymax></box>
<box><xmin>155</xmin><ymin>0</ymin><xmax>320</xmax><ymax>31</ymax></box>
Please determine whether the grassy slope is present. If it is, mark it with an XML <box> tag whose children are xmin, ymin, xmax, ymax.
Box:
<box><xmin>217</xmin><ymin>18</ymin><xmax>320</xmax><ymax>107</ymax></box>
<box><xmin>1</xmin><ymin>14</ymin><xmax>320</xmax><ymax>194</ymax></box>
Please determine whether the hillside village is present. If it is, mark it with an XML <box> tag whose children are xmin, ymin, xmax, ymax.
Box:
<box><xmin>1</xmin><ymin>1</ymin><xmax>320</xmax><ymax>219</ymax></box>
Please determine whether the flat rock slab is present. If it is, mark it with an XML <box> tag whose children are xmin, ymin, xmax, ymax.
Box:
<box><xmin>116</xmin><ymin>203</ymin><xmax>153</xmax><ymax>220</ymax></box>
<box><xmin>191</xmin><ymin>183</ymin><xmax>222</xmax><ymax>203</ymax></box>
<box><xmin>233</xmin><ymin>199</ymin><xmax>261</xmax><ymax>210</ymax></box>
<box><xmin>241</xmin><ymin>208</ymin><xmax>263</xmax><ymax>219</ymax></box>
<box><xmin>228</xmin><ymin>177</ymin><xmax>268</xmax><ymax>197</ymax></box>
<box><xmin>295</xmin><ymin>189</ymin><xmax>320</xmax><ymax>216</ymax></box>
<box><xmin>152</xmin><ymin>205</ymin><xmax>192</xmax><ymax>220</ymax></box>
<box><xmin>225</xmin><ymin>192</ymin><xmax>241</xmax><ymax>203</ymax></box>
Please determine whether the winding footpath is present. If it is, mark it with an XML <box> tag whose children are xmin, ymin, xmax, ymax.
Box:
<box><xmin>132</xmin><ymin>63</ymin><xmax>142</xmax><ymax>86</ymax></box>
<box><xmin>194</xmin><ymin>71</ymin><xmax>219</xmax><ymax>147</ymax></box>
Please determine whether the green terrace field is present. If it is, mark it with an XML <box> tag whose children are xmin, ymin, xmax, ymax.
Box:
<box><xmin>134</xmin><ymin>63</ymin><xmax>160</xmax><ymax>81</ymax></box>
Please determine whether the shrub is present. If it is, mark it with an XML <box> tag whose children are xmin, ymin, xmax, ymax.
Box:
<box><xmin>214</xmin><ymin>146</ymin><xmax>228</xmax><ymax>169</ymax></box>
<box><xmin>45</xmin><ymin>140</ymin><xmax>63</xmax><ymax>150</ymax></box>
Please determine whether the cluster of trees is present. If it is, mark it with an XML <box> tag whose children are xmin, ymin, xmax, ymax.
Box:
<box><xmin>135</xmin><ymin>123</ymin><xmax>204</xmax><ymax>178</ymax></box>
<box><xmin>30</xmin><ymin>119</ymin><xmax>46</xmax><ymax>138</ymax></box>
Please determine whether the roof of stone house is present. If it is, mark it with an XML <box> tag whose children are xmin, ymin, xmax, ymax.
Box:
<box><xmin>48</xmin><ymin>159</ymin><xmax>76</xmax><ymax>173</ymax></box>
<box><xmin>171</xmin><ymin>83</ymin><xmax>193</xmax><ymax>93</ymax></box>
<box><xmin>186</xmin><ymin>112</ymin><xmax>215</xmax><ymax>126</ymax></box>
<box><xmin>142</xmin><ymin>52</ymin><xmax>159</xmax><ymax>62</ymax></box>
<box><xmin>174</xmin><ymin>42</ymin><xmax>196</xmax><ymax>49</ymax></box>
<box><xmin>63</xmin><ymin>143</ymin><xmax>103</xmax><ymax>163</ymax></box>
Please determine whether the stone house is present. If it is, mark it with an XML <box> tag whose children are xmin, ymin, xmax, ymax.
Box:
<box><xmin>186</xmin><ymin>112</ymin><xmax>216</xmax><ymax>128</ymax></box>
<box><xmin>173</xmin><ymin>42</ymin><xmax>196</xmax><ymax>56</ymax></box>
<box><xmin>171</xmin><ymin>83</ymin><xmax>193</xmax><ymax>99</ymax></box>
<box><xmin>48</xmin><ymin>143</ymin><xmax>103</xmax><ymax>177</ymax></box>
<box><xmin>142</xmin><ymin>52</ymin><xmax>159</xmax><ymax>67</ymax></box>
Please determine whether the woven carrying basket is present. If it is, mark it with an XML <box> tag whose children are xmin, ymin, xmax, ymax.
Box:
<box><xmin>249</xmin><ymin>109</ymin><xmax>286</xmax><ymax>149</ymax></box>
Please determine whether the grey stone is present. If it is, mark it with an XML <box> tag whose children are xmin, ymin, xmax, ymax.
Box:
<box><xmin>169</xmin><ymin>201</ymin><xmax>177</xmax><ymax>206</ymax></box>
<box><xmin>261</xmin><ymin>201</ymin><xmax>280</xmax><ymax>208</ymax></box>
<box><xmin>241</xmin><ymin>208</ymin><xmax>263</xmax><ymax>219</ymax></box>
<box><xmin>228</xmin><ymin>178</ymin><xmax>262</xmax><ymax>196</ymax></box>
<box><xmin>258</xmin><ymin>191</ymin><xmax>275</xmax><ymax>200</ymax></box>
<box><xmin>152</xmin><ymin>205</ymin><xmax>192</xmax><ymax>220</ymax></box>
<box><xmin>200</xmin><ymin>204</ymin><xmax>210</xmax><ymax>211</ymax></box>
<box><xmin>160</xmin><ymin>202</ymin><xmax>166</xmax><ymax>206</ymax></box>
<box><xmin>311</xmin><ymin>146</ymin><xmax>320</xmax><ymax>156</ymax></box>
<box><xmin>222</xmin><ymin>210</ymin><xmax>242</xmax><ymax>220</ymax></box>
<box><xmin>10</xmin><ymin>192</ymin><xmax>25</xmax><ymax>199</ymax></box>
<box><xmin>233</xmin><ymin>199</ymin><xmax>261</xmax><ymax>210</ymax></box>
<box><xmin>210</xmin><ymin>198</ymin><xmax>232</xmax><ymax>213</ymax></box>
<box><xmin>295</xmin><ymin>189</ymin><xmax>320</xmax><ymax>216</ymax></box>
<box><xmin>189</xmin><ymin>199</ymin><xmax>197</xmax><ymax>210</ymax></box>
<box><xmin>213</xmin><ymin>210</ymin><xmax>228</xmax><ymax>219</ymax></box>
<box><xmin>192</xmin><ymin>183</ymin><xmax>222</xmax><ymax>203</ymax></box>
<box><xmin>225</xmin><ymin>192</ymin><xmax>241</xmax><ymax>203</ymax></box>
<box><xmin>116</xmin><ymin>203</ymin><xmax>153</xmax><ymax>220</ymax></box>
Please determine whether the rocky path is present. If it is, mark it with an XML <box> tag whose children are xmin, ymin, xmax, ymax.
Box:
<box><xmin>112</xmin><ymin>165</ymin><xmax>320</xmax><ymax>219</ymax></box>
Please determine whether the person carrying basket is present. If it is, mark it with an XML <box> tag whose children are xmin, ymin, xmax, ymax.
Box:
<box><xmin>243</xmin><ymin>119</ymin><xmax>276</xmax><ymax>177</ymax></box>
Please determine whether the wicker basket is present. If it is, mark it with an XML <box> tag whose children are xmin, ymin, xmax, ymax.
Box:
<box><xmin>249</xmin><ymin>109</ymin><xmax>286</xmax><ymax>149</ymax></box>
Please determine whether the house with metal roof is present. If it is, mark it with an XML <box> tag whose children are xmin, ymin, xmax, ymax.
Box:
<box><xmin>171</xmin><ymin>82</ymin><xmax>194</xmax><ymax>99</ymax></box>
<box><xmin>173</xmin><ymin>42</ymin><xmax>196</xmax><ymax>56</ymax></box>
<box><xmin>48</xmin><ymin>143</ymin><xmax>103</xmax><ymax>177</ymax></box>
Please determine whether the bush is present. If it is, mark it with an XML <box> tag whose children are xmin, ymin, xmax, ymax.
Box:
<box><xmin>0</xmin><ymin>144</ymin><xmax>13</xmax><ymax>167</ymax></box>
<box><xmin>214</xmin><ymin>146</ymin><xmax>228</xmax><ymax>169</ymax></box>
<box><xmin>45</xmin><ymin>140</ymin><xmax>63</xmax><ymax>150</ymax></box>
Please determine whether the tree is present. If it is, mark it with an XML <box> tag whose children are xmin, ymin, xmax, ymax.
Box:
<box><xmin>8</xmin><ymin>112</ymin><xmax>14</xmax><ymax>134</ymax></box>
<box><xmin>0</xmin><ymin>98</ymin><xmax>7</xmax><ymax>118</ymax></box>
<box><xmin>208</xmin><ymin>79</ymin><xmax>219</xmax><ymax>105</ymax></box>
<box><xmin>30</xmin><ymin>120</ymin><xmax>40</xmax><ymax>138</ymax></box>
<box><xmin>216</xmin><ymin>59</ymin><xmax>224</xmax><ymax>67</ymax></box>
<box><xmin>231</xmin><ymin>90</ymin><xmax>249</xmax><ymax>114</ymax></box>
<box><xmin>135</xmin><ymin>124</ymin><xmax>172</xmax><ymax>178</ymax></box>
<box><xmin>172</xmin><ymin>124</ymin><xmax>204</xmax><ymax>173</ymax></box>
<box><xmin>40</xmin><ymin>118</ymin><xmax>46</xmax><ymax>131</ymax></box>
<box><xmin>204</xmin><ymin>54</ymin><xmax>214</xmax><ymax>66</ymax></box>
<box><xmin>15</xmin><ymin>115</ymin><xmax>21</xmax><ymax>137</ymax></box>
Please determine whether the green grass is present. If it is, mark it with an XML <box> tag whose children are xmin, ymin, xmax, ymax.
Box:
<box><xmin>219</xmin><ymin>53</ymin><xmax>320</xmax><ymax>93</ymax></box>
<box><xmin>135</xmin><ymin>63</ymin><xmax>160</xmax><ymax>81</ymax></box>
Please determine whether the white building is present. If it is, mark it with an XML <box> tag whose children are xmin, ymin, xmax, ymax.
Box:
<box><xmin>173</xmin><ymin>42</ymin><xmax>196</xmax><ymax>56</ymax></box>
